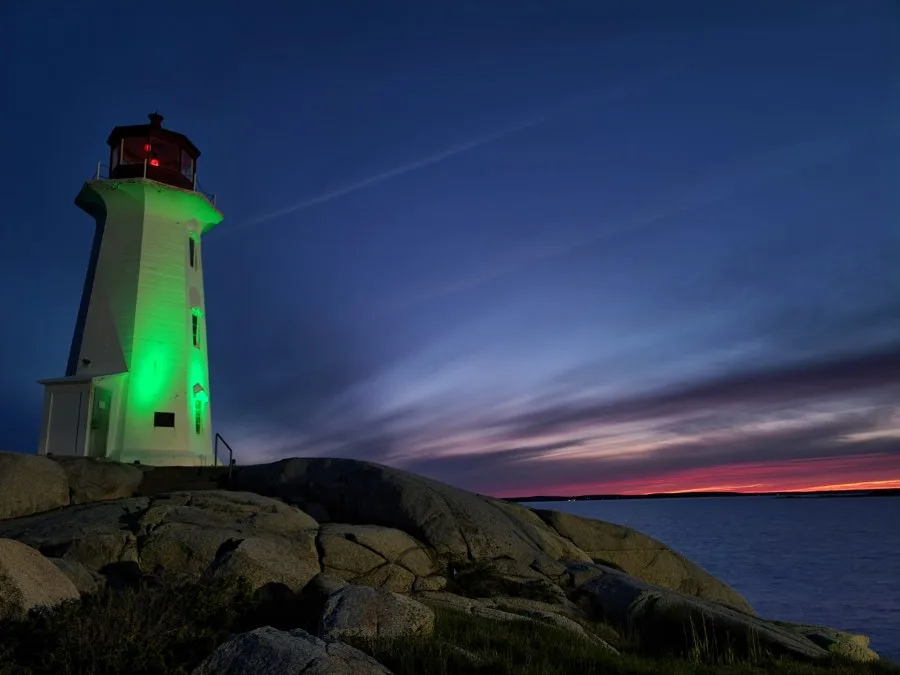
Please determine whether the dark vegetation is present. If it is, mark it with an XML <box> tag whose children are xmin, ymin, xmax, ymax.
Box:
<box><xmin>356</xmin><ymin>607</ymin><xmax>900</xmax><ymax>675</ymax></box>
<box><xmin>445</xmin><ymin>559</ymin><xmax>563</xmax><ymax>603</ymax></box>
<box><xmin>0</xmin><ymin>574</ymin><xmax>897</xmax><ymax>675</ymax></box>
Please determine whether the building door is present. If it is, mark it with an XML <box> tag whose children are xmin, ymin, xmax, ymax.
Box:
<box><xmin>88</xmin><ymin>387</ymin><xmax>112</xmax><ymax>458</ymax></box>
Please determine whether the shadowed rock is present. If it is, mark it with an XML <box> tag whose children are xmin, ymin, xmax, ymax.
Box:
<box><xmin>319</xmin><ymin>584</ymin><xmax>435</xmax><ymax>641</ymax></box>
<box><xmin>191</xmin><ymin>626</ymin><xmax>394</xmax><ymax>675</ymax></box>
<box><xmin>49</xmin><ymin>456</ymin><xmax>143</xmax><ymax>504</ymax></box>
<box><xmin>572</xmin><ymin>563</ymin><xmax>827</xmax><ymax>661</ymax></box>
<box><xmin>49</xmin><ymin>557</ymin><xmax>106</xmax><ymax>595</ymax></box>
<box><xmin>232</xmin><ymin>458</ymin><xmax>596</xmax><ymax>590</ymax></box>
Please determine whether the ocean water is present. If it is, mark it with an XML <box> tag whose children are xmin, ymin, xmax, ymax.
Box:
<box><xmin>523</xmin><ymin>496</ymin><xmax>900</xmax><ymax>661</ymax></box>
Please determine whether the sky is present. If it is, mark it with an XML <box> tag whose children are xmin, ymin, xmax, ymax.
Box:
<box><xmin>0</xmin><ymin>1</ymin><xmax>898</xmax><ymax>497</ymax></box>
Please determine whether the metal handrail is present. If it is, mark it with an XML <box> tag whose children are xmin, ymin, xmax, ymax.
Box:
<box><xmin>88</xmin><ymin>161</ymin><xmax>217</xmax><ymax>206</ymax></box>
<box><xmin>214</xmin><ymin>432</ymin><xmax>236</xmax><ymax>481</ymax></box>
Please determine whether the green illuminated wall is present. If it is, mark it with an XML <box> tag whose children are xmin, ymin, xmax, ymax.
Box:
<box><xmin>72</xmin><ymin>178</ymin><xmax>222</xmax><ymax>465</ymax></box>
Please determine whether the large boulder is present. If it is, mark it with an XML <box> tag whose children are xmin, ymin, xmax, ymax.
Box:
<box><xmin>191</xmin><ymin>626</ymin><xmax>394</xmax><ymax>675</ymax></box>
<box><xmin>206</xmin><ymin>535</ymin><xmax>320</xmax><ymax>591</ymax></box>
<box><xmin>319</xmin><ymin>584</ymin><xmax>435</xmax><ymax>641</ymax></box>
<box><xmin>572</xmin><ymin>564</ymin><xmax>828</xmax><ymax>662</ymax></box>
<box><xmin>536</xmin><ymin>509</ymin><xmax>753</xmax><ymax>613</ymax></box>
<box><xmin>774</xmin><ymin>622</ymin><xmax>881</xmax><ymax>663</ymax></box>
<box><xmin>0</xmin><ymin>538</ymin><xmax>80</xmax><ymax>620</ymax></box>
<box><xmin>137</xmin><ymin>491</ymin><xmax>319</xmax><ymax>581</ymax></box>
<box><xmin>0</xmin><ymin>452</ymin><xmax>69</xmax><ymax>520</ymax></box>
<box><xmin>232</xmin><ymin>458</ymin><xmax>590</xmax><ymax>575</ymax></box>
<box><xmin>49</xmin><ymin>456</ymin><xmax>143</xmax><ymax>504</ymax></box>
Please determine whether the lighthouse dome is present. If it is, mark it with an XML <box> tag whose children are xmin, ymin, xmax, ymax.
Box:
<box><xmin>106</xmin><ymin>113</ymin><xmax>201</xmax><ymax>191</ymax></box>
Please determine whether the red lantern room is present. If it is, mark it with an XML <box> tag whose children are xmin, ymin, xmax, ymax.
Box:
<box><xmin>106</xmin><ymin>112</ymin><xmax>200</xmax><ymax>191</ymax></box>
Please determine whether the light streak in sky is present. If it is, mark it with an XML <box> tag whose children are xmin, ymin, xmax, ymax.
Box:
<box><xmin>218</xmin><ymin>63</ymin><xmax>690</xmax><ymax>237</ymax></box>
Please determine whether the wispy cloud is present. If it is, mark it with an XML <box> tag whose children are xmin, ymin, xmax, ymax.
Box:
<box><xmin>496</xmin><ymin>344</ymin><xmax>900</xmax><ymax>441</ymax></box>
<box><xmin>400</xmin><ymin>406</ymin><xmax>900</xmax><ymax>496</ymax></box>
<box><xmin>220</xmin><ymin>337</ymin><xmax>900</xmax><ymax>495</ymax></box>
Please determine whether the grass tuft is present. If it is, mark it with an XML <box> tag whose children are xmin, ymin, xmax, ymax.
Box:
<box><xmin>0</xmin><ymin>578</ymin><xmax>248</xmax><ymax>675</ymax></box>
<box><xmin>445</xmin><ymin>559</ymin><xmax>562</xmax><ymax>603</ymax></box>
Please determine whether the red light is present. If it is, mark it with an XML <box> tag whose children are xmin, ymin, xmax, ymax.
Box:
<box><xmin>144</xmin><ymin>143</ymin><xmax>151</xmax><ymax>152</ymax></box>
<box><xmin>149</xmin><ymin>159</ymin><xmax>160</xmax><ymax>167</ymax></box>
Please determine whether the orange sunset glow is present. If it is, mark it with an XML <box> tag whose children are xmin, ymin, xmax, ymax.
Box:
<box><xmin>499</xmin><ymin>452</ymin><xmax>900</xmax><ymax>498</ymax></box>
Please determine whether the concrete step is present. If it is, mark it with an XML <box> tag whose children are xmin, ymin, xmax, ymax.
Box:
<box><xmin>135</xmin><ymin>466</ymin><xmax>232</xmax><ymax>497</ymax></box>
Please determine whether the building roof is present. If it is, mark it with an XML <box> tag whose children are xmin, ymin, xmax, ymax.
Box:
<box><xmin>106</xmin><ymin>112</ymin><xmax>201</xmax><ymax>158</ymax></box>
<box><xmin>37</xmin><ymin>371</ymin><xmax>126</xmax><ymax>386</ymax></box>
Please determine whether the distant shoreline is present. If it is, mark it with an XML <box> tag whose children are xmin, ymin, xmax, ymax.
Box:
<box><xmin>507</xmin><ymin>487</ymin><xmax>900</xmax><ymax>503</ymax></box>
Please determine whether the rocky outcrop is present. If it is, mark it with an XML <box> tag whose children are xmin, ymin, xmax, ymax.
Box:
<box><xmin>191</xmin><ymin>626</ymin><xmax>394</xmax><ymax>675</ymax></box>
<box><xmin>0</xmin><ymin>454</ymin><xmax>887</xmax><ymax>668</ymax></box>
<box><xmin>320</xmin><ymin>585</ymin><xmax>435</xmax><ymax>641</ymax></box>
<box><xmin>0</xmin><ymin>453</ymin><xmax>69</xmax><ymax>519</ymax></box>
<box><xmin>572</xmin><ymin>563</ymin><xmax>829</xmax><ymax>661</ymax></box>
<box><xmin>231</xmin><ymin>459</ymin><xmax>754</xmax><ymax>610</ymax></box>
<box><xmin>232</xmin><ymin>459</ymin><xmax>593</xmax><ymax>581</ymax></box>
<box><xmin>536</xmin><ymin>509</ymin><xmax>752</xmax><ymax>613</ymax></box>
<box><xmin>0</xmin><ymin>538</ymin><xmax>80</xmax><ymax>620</ymax></box>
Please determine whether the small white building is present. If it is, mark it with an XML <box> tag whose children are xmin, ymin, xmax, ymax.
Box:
<box><xmin>38</xmin><ymin>113</ymin><xmax>222</xmax><ymax>466</ymax></box>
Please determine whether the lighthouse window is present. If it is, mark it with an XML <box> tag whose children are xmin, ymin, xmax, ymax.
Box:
<box><xmin>180</xmin><ymin>150</ymin><xmax>195</xmax><ymax>182</ymax></box>
<box><xmin>192</xmin><ymin>314</ymin><xmax>200</xmax><ymax>348</ymax></box>
<box><xmin>121</xmin><ymin>137</ymin><xmax>150</xmax><ymax>166</ymax></box>
<box><xmin>153</xmin><ymin>412</ymin><xmax>175</xmax><ymax>428</ymax></box>
<box><xmin>189</xmin><ymin>237</ymin><xmax>196</xmax><ymax>267</ymax></box>
<box><xmin>194</xmin><ymin>400</ymin><xmax>203</xmax><ymax>434</ymax></box>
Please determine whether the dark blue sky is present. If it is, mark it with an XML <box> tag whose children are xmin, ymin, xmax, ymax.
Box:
<box><xmin>2</xmin><ymin>1</ymin><xmax>898</xmax><ymax>495</ymax></box>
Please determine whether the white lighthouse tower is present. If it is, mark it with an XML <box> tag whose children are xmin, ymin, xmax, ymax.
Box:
<box><xmin>37</xmin><ymin>113</ymin><xmax>222</xmax><ymax>466</ymax></box>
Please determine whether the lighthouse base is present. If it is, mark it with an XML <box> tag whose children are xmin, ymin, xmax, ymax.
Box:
<box><xmin>117</xmin><ymin>448</ymin><xmax>212</xmax><ymax>467</ymax></box>
<box><xmin>37</xmin><ymin>373</ymin><xmax>212</xmax><ymax>467</ymax></box>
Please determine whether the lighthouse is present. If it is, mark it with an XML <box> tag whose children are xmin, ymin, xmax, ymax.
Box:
<box><xmin>37</xmin><ymin>113</ymin><xmax>222</xmax><ymax>466</ymax></box>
